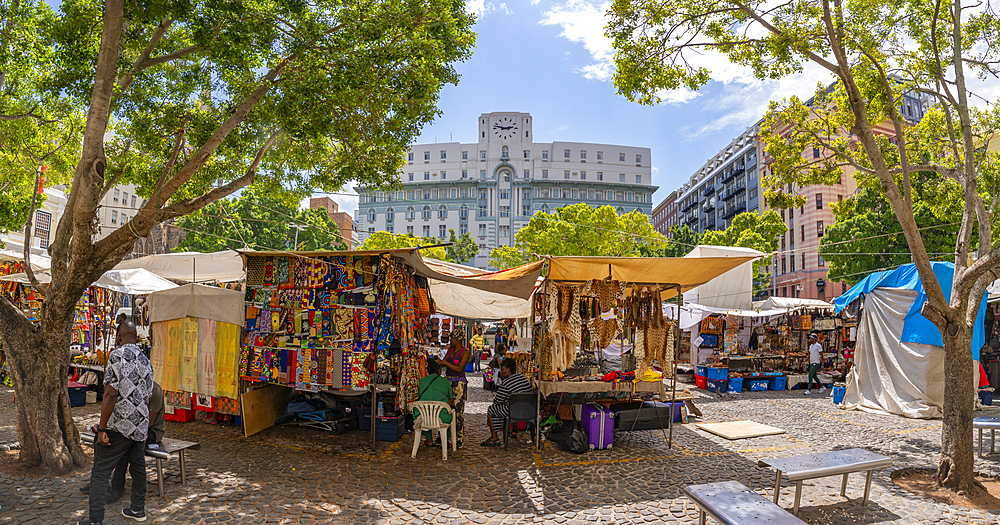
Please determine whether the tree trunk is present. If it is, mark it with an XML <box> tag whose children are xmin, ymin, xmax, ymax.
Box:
<box><xmin>937</xmin><ymin>323</ymin><xmax>976</xmax><ymax>492</ymax></box>
<box><xmin>0</xmin><ymin>299</ymin><xmax>88</xmax><ymax>474</ymax></box>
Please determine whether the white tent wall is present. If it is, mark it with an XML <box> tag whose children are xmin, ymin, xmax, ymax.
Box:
<box><xmin>146</xmin><ymin>283</ymin><xmax>244</xmax><ymax>325</ymax></box>
<box><xmin>842</xmin><ymin>288</ymin><xmax>946</xmax><ymax>419</ymax></box>
<box><xmin>682</xmin><ymin>246</ymin><xmax>762</xmax><ymax>310</ymax></box>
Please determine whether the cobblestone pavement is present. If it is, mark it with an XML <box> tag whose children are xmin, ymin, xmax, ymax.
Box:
<box><xmin>2</xmin><ymin>375</ymin><xmax>1000</xmax><ymax>524</ymax></box>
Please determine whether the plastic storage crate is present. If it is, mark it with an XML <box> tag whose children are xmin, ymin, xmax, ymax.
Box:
<box><xmin>706</xmin><ymin>378</ymin><xmax>727</xmax><ymax>393</ymax></box>
<box><xmin>165</xmin><ymin>407</ymin><xmax>195</xmax><ymax>422</ymax></box>
<box><xmin>695</xmin><ymin>374</ymin><xmax>707</xmax><ymax>390</ymax></box>
<box><xmin>706</xmin><ymin>367</ymin><xmax>729</xmax><ymax>381</ymax></box>
<box><xmin>748</xmin><ymin>379</ymin><xmax>769</xmax><ymax>392</ymax></box>
<box><xmin>834</xmin><ymin>386</ymin><xmax>848</xmax><ymax>404</ymax></box>
<box><xmin>696</xmin><ymin>366</ymin><xmax>708</xmax><ymax>377</ymax></box>
<box><xmin>374</xmin><ymin>415</ymin><xmax>406</xmax><ymax>442</ymax></box>
<box><xmin>727</xmin><ymin>377</ymin><xmax>743</xmax><ymax>393</ymax></box>
<box><xmin>67</xmin><ymin>381</ymin><xmax>87</xmax><ymax>407</ymax></box>
<box><xmin>769</xmin><ymin>376</ymin><xmax>787</xmax><ymax>391</ymax></box>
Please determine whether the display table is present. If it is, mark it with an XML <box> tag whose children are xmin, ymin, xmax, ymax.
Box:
<box><xmin>538</xmin><ymin>379</ymin><xmax>668</xmax><ymax>398</ymax></box>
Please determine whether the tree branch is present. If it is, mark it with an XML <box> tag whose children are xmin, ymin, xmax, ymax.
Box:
<box><xmin>116</xmin><ymin>18</ymin><xmax>174</xmax><ymax>93</ymax></box>
<box><xmin>22</xmin><ymin>167</ymin><xmax>48</xmax><ymax>294</ymax></box>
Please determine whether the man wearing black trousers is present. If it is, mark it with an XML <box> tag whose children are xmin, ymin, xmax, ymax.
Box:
<box><xmin>79</xmin><ymin>322</ymin><xmax>153</xmax><ymax>525</ymax></box>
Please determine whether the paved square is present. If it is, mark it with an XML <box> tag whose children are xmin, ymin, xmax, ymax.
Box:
<box><xmin>1</xmin><ymin>376</ymin><xmax>997</xmax><ymax>524</ymax></box>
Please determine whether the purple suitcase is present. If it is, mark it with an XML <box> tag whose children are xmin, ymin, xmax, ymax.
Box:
<box><xmin>581</xmin><ymin>404</ymin><xmax>614</xmax><ymax>450</ymax></box>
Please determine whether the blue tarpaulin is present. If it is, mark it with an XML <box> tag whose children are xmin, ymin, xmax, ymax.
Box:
<box><xmin>834</xmin><ymin>262</ymin><xmax>988</xmax><ymax>359</ymax></box>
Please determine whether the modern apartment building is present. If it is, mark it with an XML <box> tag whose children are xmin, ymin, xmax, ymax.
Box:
<box><xmin>671</xmin><ymin>121</ymin><xmax>764</xmax><ymax>236</ymax></box>
<box><xmin>356</xmin><ymin>112</ymin><xmax>657</xmax><ymax>268</ymax></box>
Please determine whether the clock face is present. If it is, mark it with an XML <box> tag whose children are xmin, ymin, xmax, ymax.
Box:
<box><xmin>492</xmin><ymin>117</ymin><xmax>519</xmax><ymax>140</ymax></box>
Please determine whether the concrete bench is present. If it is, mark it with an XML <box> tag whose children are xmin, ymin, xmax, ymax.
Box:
<box><xmin>683</xmin><ymin>481</ymin><xmax>807</xmax><ymax>525</ymax></box>
<box><xmin>973</xmin><ymin>416</ymin><xmax>1000</xmax><ymax>457</ymax></box>
<box><xmin>81</xmin><ymin>432</ymin><xmax>200</xmax><ymax>497</ymax></box>
<box><xmin>758</xmin><ymin>448</ymin><xmax>892</xmax><ymax>515</ymax></box>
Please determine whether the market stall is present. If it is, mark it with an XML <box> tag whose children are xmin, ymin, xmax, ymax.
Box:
<box><xmin>234</xmin><ymin>249</ymin><xmax>542</xmax><ymax>441</ymax></box>
<box><xmin>532</xmin><ymin>253</ymin><xmax>758</xmax><ymax>448</ymax></box>
<box><xmin>835</xmin><ymin>262</ymin><xmax>989</xmax><ymax>418</ymax></box>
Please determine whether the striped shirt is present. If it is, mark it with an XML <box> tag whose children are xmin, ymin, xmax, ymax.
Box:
<box><xmin>493</xmin><ymin>372</ymin><xmax>532</xmax><ymax>407</ymax></box>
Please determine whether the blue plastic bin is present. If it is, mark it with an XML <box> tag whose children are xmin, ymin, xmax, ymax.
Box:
<box><xmin>706</xmin><ymin>378</ymin><xmax>728</xmax><ymax>393</ymax></box>
<box><xmin>374</xmin><ymin>415</ymin><xmax>406</xmax><ymax>442</ymax></box>
<box><xmin>706</xmin><ymin>367</ymin><xmax>729</xmax><ymax>381</ymax></box>
<box><xmin>769</xmin><ymin>376</ymin><xmax>787</xmax><ymax>391</ymax></box>
<box><xmin>748</xmin><ymin>379</ymin><xmax>769</xmax><ymax>392</ymax></box>
<box><xmin>979</xmin><ymin>390</ymin><xmax>993</xmax><ymax>406</ymax></box>
<box><xmin>465</xmin><ymin>362</ymin><xmax>474</xmax><ymax>373</ymax></box>
<box><xmin>696</xmin><ymin>366</ymin><xmax>708</xmax><ymax>377</ymax></box>
<box><xmin>833</xmin><ymin>386</ymin><xmax>847</xmax><ymax>404</ymax></box>
<box><xmin>727</xmin><ymin>377</ymin><xmax>743</xmax><ymax>393</ymax></box>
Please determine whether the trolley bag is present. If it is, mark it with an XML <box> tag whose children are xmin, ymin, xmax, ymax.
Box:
<box><xmin>581</xmin><ymin>403</ymin><xmax>614</xmax><ymax>450</ymax></box>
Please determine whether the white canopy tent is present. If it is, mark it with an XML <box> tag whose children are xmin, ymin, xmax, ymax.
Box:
<box><xmin>113</xmin><ymin>251</ymin><xmax>245</xmax><ymax>284</ymax></box>
<box><xmin>682</xmin><ymin>245</ymin><xmax>764</xmax><ymax>310</ymax></box>
<box><xmin>0</xmin><ymin>249</ymin><xmax>51</xmax><ymax>272</ymax></box>
<box><xmin>1</xmin><ymin>268</ymin><xmax>178</xmax><ymax>294</ymax></box>
<box><xmin>753</xmin><ymin>296</ymin><xmax>836</xmax><ymax>312</ymax></box>
<box><xmin>990</xmin><ymin>278</ymin><xmax>1000</xmax><ymax>303</ymax></box>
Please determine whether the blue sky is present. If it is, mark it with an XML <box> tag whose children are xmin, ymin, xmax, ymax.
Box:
<box><xmin>323</xmin><ymin>0</ymin><xmax>841</xmax><ymax>217</ymax></box>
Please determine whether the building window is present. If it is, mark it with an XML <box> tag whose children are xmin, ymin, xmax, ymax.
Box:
<box><xmin>502</xmin><ymin>145</ymin><xmax>509</xmax><ymax>158</ymax></box>
<box><xmin>424</xmin><ymin>151</ymin><xmax>430</xmax><ymax>161</ymax></box>
<box><xmin>815</xmin><ymin>193</ymin><xmax>823</xmax><ymax>209</ymax></box>
<box><xmin>522</xmin><ymin>204</ymin><xmax>530</xmax><ymax>216</ymax></box>
<box><xmin>801</xmin><ymin>224</ymin><xmax>805</xmax><ymax>241</ymax></box>
<box><xmin>619</xmin><ymin>152</ymin><xmax>625</xmax><ymax>162</ymax></box>
<box><xmin>499</xmin><ymin>189</ymin><xmax>510</xmax><ymax>200</ymax></box>
<box><xmin>500</xmin><ymin>206</ymin><xmax>510</xmax><ymax>218</ymax></box>
<box><xmin>423</xmin><ymin>225</ymin><xmax>430</xmax><ymax>237</ymax></box>
<box><xmin>408</xmin><ymin>152</ymin><xmax>414</xmax><ymax>162</ymax></box>
<box><xmin>387</xmin><ymin>225</ymin><xmax>394</xmax><ymax>234</ymax></box>
<box><xmin>478</xmin><ymin>205</ymin><xmax>487</xmax><ymax>217</ymax></box>
<box><xmin>441</xmin><ymin>171</ymin><xmax>446</xmax><ymax>180</ymax></box>
<box><xmin>438</xmin><ymin>205</ymin><xmax>448</xmax><ymax>219</ymax></box>
<box><xmin>635</xmin><ymin>175</ymin><xmax>641</xmax><ymax>184</ymax></box>
<box><xmin>790</xmin><ymin>254</ymin><xmax>796</xmax><ymax>272</ymax></box>
<box><xmin>817</xmin><ymin>221</ymin><xmax>824</xmax><ymax>237</ymax></box>
<box><xmin>499</xmin><ymin>224</ymin><xmax>510</xmax><ymax>236</ymax></box>
<box><xmin>386</xmin><ymin>208</ymin><xmax>395</xmax><ymax>221</ymax></box>
<box><xmin>524</xmin><ymin>150</ymin><xmax>530</xmax><ymax>159</ymax></box>
<box><xmin>424</xmin><ymin>190</ymin><xmax>432</xmax><ymax>200</ymax></box>
<box><xmin>813</xmin><ymin>147</ymin><xmax>820</xmax><ymax>158</ymax></box>
<box><xmin>113</xmin><ymin>189</ymin><xmax>119</xmax><ymax>203</ymax></box>
<box><xmin>461</xmin><ymin>170</ymin><xmax>468</xmax><ymax>179</ymax></box>
<box><xmin>407</xmin><ymin>226</ymin><xmax>414</xmax><ymax>235</ymax></box>
<box><xmin>542</xmin><ymin>150</ymin><xmax>549</xmax><ymax>160</ymax></box>
<box><xmin>406</xmin><ymin>206</ymin><xmax>415</xmax><ymax>220</ymax></box>
<box><xmin>111</xmin><ymin>210</ymin><xmax>118</xmax><ymax>224</ymax></box>
<box><xmin>440</xmin><ymin>150</ymin><xmax>447</xmax><ymax>160</ymax></box>
<box><xmin>367</xmin><ymin>209</ymin><xmax>376</xmax><ymax>222</ymax></box>
<box><xmin>524</xmin><ymin>169</ymin><xmax>530</xmax><ymax>179</ymax></box>
<box><xmin>564</xmin><ymin>170</ymin><xmax>570</xmax><ymax>180</ymax></box>
<box><xmin>131</xmin><ymin>195</ymin><xmax>137</xmax><ymax>207</ymax></box>
<box><xmin>838</xmin><ymin>194</ymin><xmax>843</xmax><ymax>202</ymax></box>
<box><xmin>461</xmin><ymin>189</ymin><xmax>469</xmax><ymax>199</ymax></box>
<box><xmin>597</xmin><ymin>151</ymin><xmax>603</xmax><ymax>161</ymax></box>
<box><xmin>588</xmin><ymin>190</ymin><xmax>594</xmax><ymax>199</ymax></box>
<box><xmin>405</xmin><ymin>190</ymin><xmax>414</xmax><ymax>201</ymax></box>
<box><xmin>616</xmin><ymin>191</ymin><xmax>625</xmax><ymax>201</ymax></box>
<box><xmin>818</xmin><ymin>255</ymin><xmax>825</xmax><ymax>267</ymax></box>
<box><xmin>627</xmin><ymin>192</ymin><xmax>633</xmax><ymax>202</ymax></box>
<box><xmin>597</xmin><ymin>172</ymin><xmax>603</xmax><ymax>181</ymax></box>
<box><xmin>480</xmin><ymin>150</ymin><xmax>486</xmax><ymax>159</ymax></box>
<box><xmin>450</xmin><ymin>189</ymin><xmax>456</xmax><ymax>199</ymax></box>
<box><xmin>749</xmin><ymin>188</ymin><xmax>758</xmax><ymax>200</ymax></box>
<box><xmin>502</xmin><ymin>171</ymin><xmax>511</xmax><ymax>182</ymax></box>
<box><xmin>635</xmin><ymin>154</ymin><xmax>642</xmax><ymax>164</ymax></box>
<box><xmin>596</xmin><ymin>191</ymin><xmax>604</xmax><ymax>200</ymax></box>
<box><xmin>562</xmin><ymin>190</ymin><xmax>570</xmax><ymax>199</ymax></box>
<box><xmin>35</xmin><ymin>211</ymin><xmax>51</xmax><ymax>249</ymax></box>
<box><xmin>460</xmin><ymin>224</ymin><xmax>468</xmax><ymax>236</ymax></box>
<box><xmin>122</xmin><ymin>192</ymin><xmax>129</xmax><ymax>206</ymax></box>
<box><xmin>542</xmin><ymin>170</ymin><xmax>548</xmax><ymax>179</ymax></box>
<box><xmin>439</xmin><ymin>225</ymin><xmax>447</xmax><ymax>238</ymax></box>
<box><xmin>564</xmin><ymin>149</ymin><xmax>571</xmax><ymax>159</ymax></box>
<box><xmin>460</xmin><ymin>204</ymin><xmax>469</xmax><ymax>219</ymax></box>
<box><xmin>421</xmin><ymin>206</ymin><xmax>431</xmax><ymax>219</ymax></box>
<box><xmin>480</xmin><ymin>170</ymin><xmax>487</xmax><ymax>179</ymax></box>
<box><xmin>619</xmin><ymin>173</ymin><xmax>625</xmax><ymax>182</ymax></box>
<box><xmin>580</xmin><ymin>150</ymin><xmax>587</xmax><ymax>160</ymax></box>
<box><xmin>541</xmin><ymin>204</ymin><xmax>550</xmax><ymax>213</ymax></box>
<box><xmin>572</xmin><ymin>189</ymin><xmax>578</xmax><ymax>199</ymax></box>
<box><xmin>479</xmin><ymin>189</ymin><xmax>488</xmax><ymax>200</ymax></box>
<box><xmin>424</xmin><ymin>172</ymin><xmax>430</xmax><ymax>181</ymax></box>
<box><xmin>580</xmin><ymin>171</ymin><xmax>586</xmax><ymax>180</ymax></box>
<box><xmin>462</xmin><ymin>151</ymin><xmax>468</xmax><ymax>160</ymax></box>
<box><xmin>541</xmin><ymin>189</ymin><xmax>550</xmax><ymax>198</ymax></box>
<box><xmin>407</xmin><ymin>173</ymin><xmax>414</xmax><ymax>182</ymax></box>
<box><xmin>781</xmin><ymin>257</ymin><xmax>786</xmax><ymax>274</ymax></box>
<box><xmin>479</xmin><ymin>224</ymin><xmax>487</xmax><ymax>236</ymax></box>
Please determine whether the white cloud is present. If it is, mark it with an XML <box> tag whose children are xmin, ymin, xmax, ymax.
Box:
<box><xmin>466</xmin><ymin>0</ymin><xmax>511</xmax><ymax>17</ymax></box>
<box><xmin>540</xmin><ymin>1</ymin><xmax>613</xmax><ymax>81</ymax></box>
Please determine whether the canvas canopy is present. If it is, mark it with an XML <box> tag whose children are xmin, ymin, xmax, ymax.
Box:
<box><xmin>990</xmin><ymin>278</ymin><xmax>1000</xmax><ymax>303</ymax></box>
<box><xmin>418</xmin><ymin>258</ymin><xmax>532</xmax><ymax>320</ymax></box>
<box><xmin>114</xmin><ymin>251</ymin><xmax>245</xmax><ymax>284</ymax></box>
<box><xmin>546</xmin><ymin>254</ymin><xmax>757</xmax><ymax>299</ymax></box>
<box><xmin>1</xmin><ymin>268</ymin><xmax>177</xmax><ymax>294</ymax></box>
<box><xmin>682</xmin><ymin>246</ymin><xmax>764</xmax><ymax>310</ymax></box>
<box><xmin>755</xmin><ymin>296</ymin><xmax>835</xmax><ymax>312</ymax></box>
<box><xmin>147</xmin><ymin>283</ymin><xmax>244</xmax><ymax>326</ymax></box>
<box><xmin>0</xmin><ymin>250</ymin><xmax>50</xmax><ymax>272</ymax></box>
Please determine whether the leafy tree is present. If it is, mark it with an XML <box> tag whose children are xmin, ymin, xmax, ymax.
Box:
<box><xmin>639</xmin><ymin>224</ymin><xmax>702</xmax><ymax>257</ymax></box>
<box><xmin>490</xmin><ymin>203</ymin><xmax>668</xmax><ymax>269</ymax></box>
<box><xmin>702</xmin><ymin>211</ymin><xmax>787</xmax><ymax>294</ymax></box>
<box><xmin>608</xmin><ymin>0</ymin><xmax>1000</xmax><ymax>491</ymax></box>
<box><xmin>0</xmin><ymin>0</ymin><xmax>474</xmax><ymax>473</ymax></box>
<box><xmin>445</xmin><ymin>228</ymin><xmax>479</xmax><ymax>265</ymax></box>
<box><xmin>821</xmin><ymin>174</ymin><xmax>967</xmax><ymax>286</ymax></box>
<box><xmin>175</xmin><ymin>188</ymin><xmax>346</xmax><ymax>253</ymax></box>
<box><xmin>360</xmin><ymin>231</ymin><xmax>448</xmax><ymax>263</ymax></box>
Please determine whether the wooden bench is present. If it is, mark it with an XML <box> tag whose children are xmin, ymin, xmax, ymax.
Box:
<box><xmin>973</xmin><ymin>416</ymin><xmax>1000</xmax><ymax>457</ymax></box>
<box><xmin>757</xmin><ymin>448</ymin><xmax>892</xmax><ymax>516</ymax></box>
<box><xmin>81</xmin><ymin>432</ymin><xmax>200</xmax><ymax>497</ymax></box>
<box><xmin>683</xmin><ymin>481</ymin><xmax>807</xmax><ymax>525</ymax></box>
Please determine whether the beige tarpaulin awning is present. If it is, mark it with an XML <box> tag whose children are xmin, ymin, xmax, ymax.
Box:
<box><xmin>418</xmin><ymin>258</ymin><xmax>535</xmax><ymax>320</ymax></box>
<box><xmin>114</xmin><ymin>251</ymin><xmax>245</xmax><ymax>284</ymax></box>
<box><xmin>147</xmin><ymin>283</ymin><xmax>244</xmax><ymax>325</ymax></box>
<box><xmin>546</xmin><ymin>255</ymin><xmax>758</xmax><ymax>299</ymax></box>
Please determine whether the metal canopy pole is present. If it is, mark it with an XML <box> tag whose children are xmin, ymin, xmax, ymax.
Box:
<box><xmin>669</xmin><ymin>283</ymin><xmax>681</xmax><ymax>449</ymax></box>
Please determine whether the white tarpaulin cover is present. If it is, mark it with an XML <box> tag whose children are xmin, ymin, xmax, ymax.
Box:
<box><xmin>682</xmin><ymin>245</ymin><xmax>763</xmax><ymax>310</ymax></box>
<box><xmin>420</xmin><ymin>258</ymin><xmax>533</xmax><ymax>320</ymax></box>
<box><xmin>147</xmin><ymin>283</ymin><xmax>244</xmax><ymax>325</ymax></box>
<box><xmin>990</xmin><ymin>278</ymin><xmax>1000</xmax><ymax>303</ymax></box>
<box><xmin>114</xmin><ymin>251</ymin><xmax>245</xmax><ymax>283</ymax></box>
<box><xmin>0</xmin><ymin>250</ymin><xmax>50</xmax><ymax>271</ymax></box>
<box><xmin>754</xmin><ymin>296</ymin><xmax>835</xmax><ymax>312</ymax></box>
<box><xmin>842</xmin><ymin>288</ymin><xmax>945</xmax><ymax>419</ymax></box>
<box><xmin>0</xmin><ymin>268</ymin><xmax>177</xmax><ymax>294</ymax></box>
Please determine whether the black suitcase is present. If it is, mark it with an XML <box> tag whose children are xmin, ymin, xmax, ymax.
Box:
<box><xmin>611</xmin><ymin>401</ymin><xmax>674</xmax><ymax>431</ymax></box>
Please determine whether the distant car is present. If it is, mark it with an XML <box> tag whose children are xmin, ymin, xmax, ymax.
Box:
<box><xmin>484</xmin><ymin>324</ymin><xmax>499</xmax><ymax>336</ymax></box>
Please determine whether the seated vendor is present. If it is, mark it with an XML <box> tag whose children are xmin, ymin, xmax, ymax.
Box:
<box><xmin>482</xmin><ymin>359</ymin><xmax>532</xmax><ymax>447</ymax></box>
<box><xmin>413</xmin><ymin>359</ymin><xmax>453</xmax><ymax>447</ymax></box>
<box><xmin>487</xmin><ymin>344</ymin><xmax>507</xmax><ymax>387</ymax></box>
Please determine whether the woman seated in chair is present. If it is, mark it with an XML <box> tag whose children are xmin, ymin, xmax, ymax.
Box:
<box><xmin>413</xmin><ymin>359</ymin><xmax>453</xmax><ymax>447</ymax></box>
<box><xmin>481</xmin><ymin>358</ymin><xmax>532</xmax><ymax>447</ymax></box>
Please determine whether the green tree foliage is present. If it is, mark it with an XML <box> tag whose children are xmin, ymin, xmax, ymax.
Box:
<box><xmin>446</xmin><ymin>228</ymin><xmax>479</xmax><ymax>264</ymax></box>
<box><xmin>175</xmin><ymin>188</ymin><xmax>346</xmax><ymax>253</ymax></box>
<box><xmin>702</xmin><ymin>211</ymin><xmax>787</xmax><ymax>292</ymax></box>
<box><xmin>607</xmin><ymin>0</ymin><xmax>1000</xmax><ymax>491</ymax></box>
<box><xmin>490</xmin><ymin>203</ymin><xmax>668</xmax><ymax>269</ymax></box>
<box><xmin>360</xmin><ymin>232</ymin><xmax>448</xmax><ymax>262</ymax></box>
<box><xmin>820</xmin><ymin>175</ymin><xmax>968</xmax><ymax>286</ymax></box>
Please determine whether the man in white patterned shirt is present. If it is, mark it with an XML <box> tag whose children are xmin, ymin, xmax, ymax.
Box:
<box><xmin>80</xmin><ymin>322</ymin><xmax>153</xmax><ymax>525</ymax></box>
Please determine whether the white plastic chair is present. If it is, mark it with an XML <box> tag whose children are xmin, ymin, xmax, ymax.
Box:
<box><xmin>410</xmin><ymin>401</ymin><xmax>458</xmax><ymax>460</ymax></box>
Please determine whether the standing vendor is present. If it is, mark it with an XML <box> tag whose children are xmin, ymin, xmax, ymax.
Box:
<box><xmin>470</xmin><ymin>328</ymin><xmax>485</xmax><ymax>372</ymax></box>
<box><xmin>437</xmin><ymin>331</ymin><xmax>470</xmax><ymax>447</ymax></box>
<box><xmin>506</xmin><ymin>320</ymin><xmax>519</xmax><ymax>352</ymax></box>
